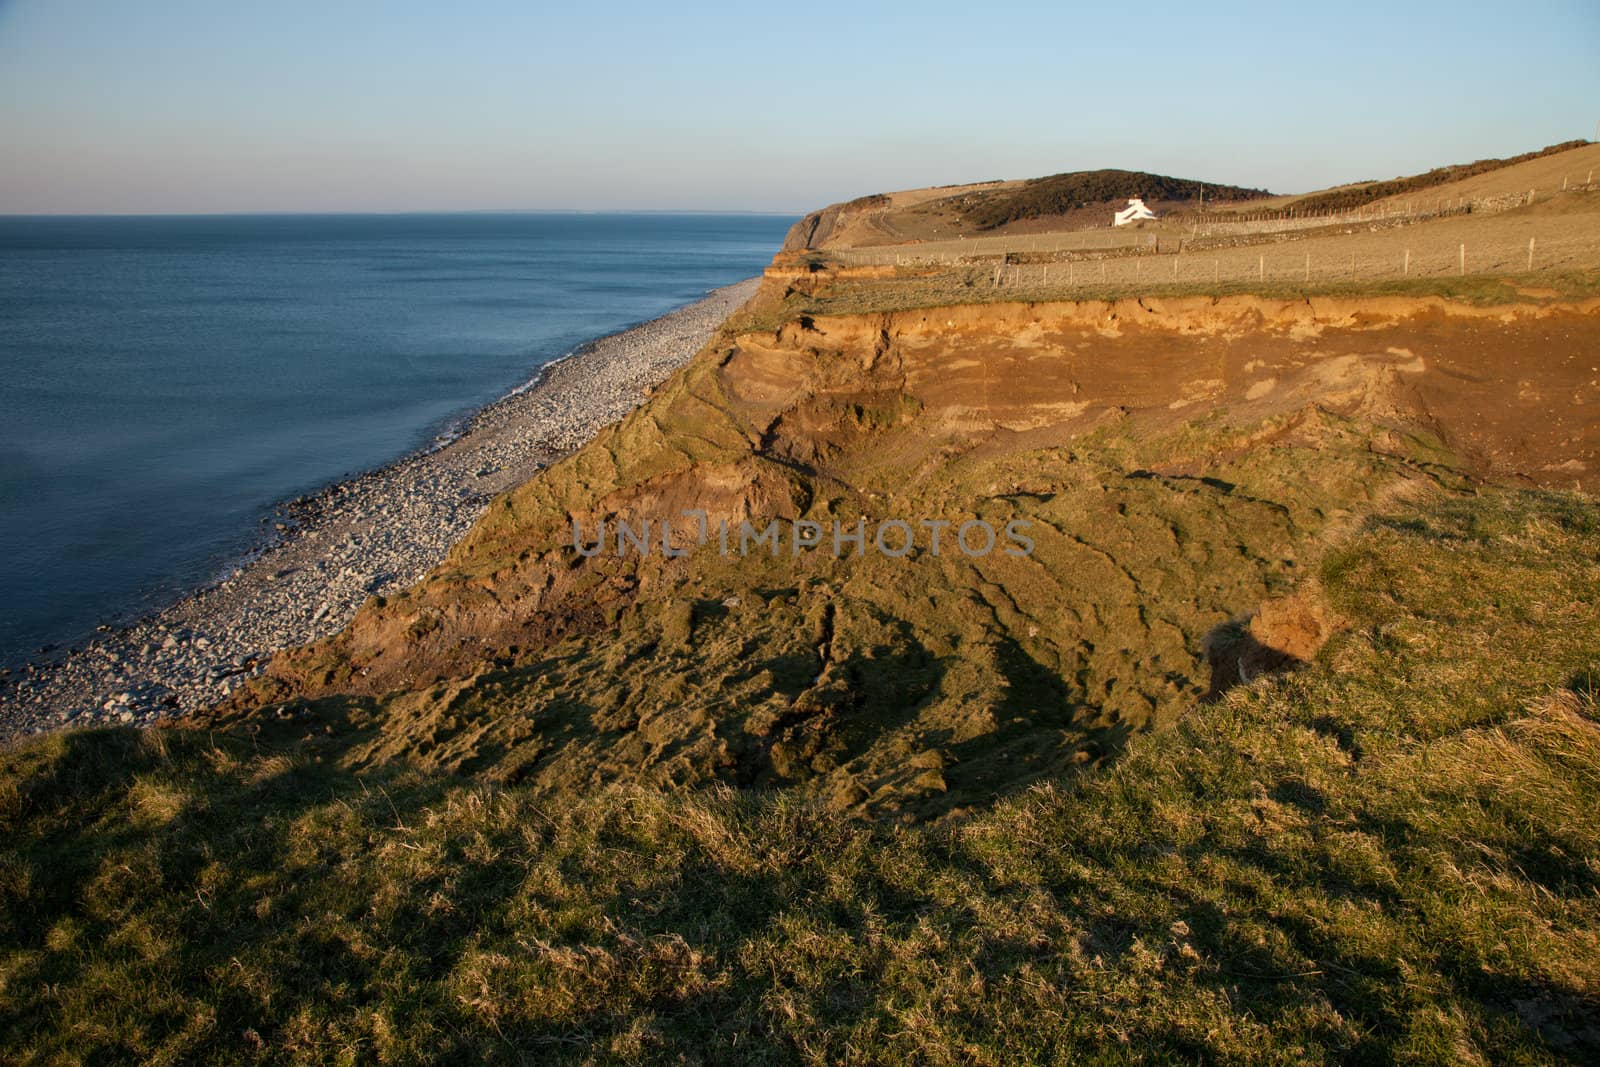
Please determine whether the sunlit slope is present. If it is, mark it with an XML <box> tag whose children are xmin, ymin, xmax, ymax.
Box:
<box><xmin>193</xmin><ymin>289</ymin><xmax>1600</xmax><ymax>818</ymax></box>
<box><xmin>2</xmin><ymin>484</ymin><xmax>1596</xmax><ymax>1062</ymax></box>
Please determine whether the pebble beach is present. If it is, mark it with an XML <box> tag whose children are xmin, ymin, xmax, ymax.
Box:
<box><xmin>0</xmin><ymin>278</ymin><xmax>759</xmax><ymax>740</ymax></box>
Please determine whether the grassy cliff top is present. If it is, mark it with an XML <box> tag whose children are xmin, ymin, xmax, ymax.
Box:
<box><xmin>2</xmin><ymin>486</ymin><xmax>1597</xmax><ymax>1062</ymax></box>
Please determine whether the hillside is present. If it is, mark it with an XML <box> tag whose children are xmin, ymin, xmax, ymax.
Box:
<box><xmin>783</xmin><ymin>169</ymin><xmax>1269</xmax><ymax>251</ymax></box>
<box><xmin>964</xmin><ymin>169</ymin><xmax>1270</xmax><ymax>229</ymax></box>
<box><xmin>4</xmin><ymin>147</ymin><xmax>1600</xmax><ymax>1060</ymax></box>
<box><xmin>1280</xmin><ymin>140</ymin><xmax>1593</xmax><ymax>214</ymax></box>
<box><xmin>2</xmin><ymin>485</ymin><xmax>1597</xmax><ymax>1062</ymax></box>
<box><xmin>782</xmin><ymin>141</ymin><xmax>1600</xmax><ymax>257</ymax></box>
<box><xmin>175</xmin><ymin>289</ymin><xmax>1600</xmax><ymax>823</ymax></box>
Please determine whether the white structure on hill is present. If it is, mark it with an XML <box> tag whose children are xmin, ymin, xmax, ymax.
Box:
<box><xmin>1112</xmin><ymin>197</ymin><xmax>1157</xmax><ymax>226</ymax></box>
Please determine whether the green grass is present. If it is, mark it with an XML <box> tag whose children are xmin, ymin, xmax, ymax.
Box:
<box><xmin>210</xmin><ymin>408</ymin><xmax>1440</xmax><ymax>821</ymax></box>
<box><xmin>2</xmin><ymin>486</ymin><xmax>1598</xmax><ymax>1064</ymax></box>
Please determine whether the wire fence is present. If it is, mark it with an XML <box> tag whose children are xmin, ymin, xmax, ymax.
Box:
<box><xmin>836</xmin><ymin>229</ymin><xmax>1145</xmax><ymax>266</ymax></box>
<box><xmin>831</xmin><ymin>175</ymin><xmax>1596</xmax><ymax>269</ymax></box>
<box><xmin>973</xmin><ymin>232</ymin><xmax>1593</xmax><ymax>292</ymax></box>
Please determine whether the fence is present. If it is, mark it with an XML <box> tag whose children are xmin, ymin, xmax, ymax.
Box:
<box><xmin>832</xmin><ymin>176</ymin><xmax>1594</xmax><ymax>270</ymax></box>
<box><xmin>835</xmin><ymin>228</ymin><xmax>1147</xmax><ymax>266</ymax></box>
<box><xmin>966</xmin><ymin>232</ymin><xmax>1592</xmax><ymax>293</ymax></box>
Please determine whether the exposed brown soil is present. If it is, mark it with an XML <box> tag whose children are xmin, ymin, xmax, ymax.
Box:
<box><xmin>190</xmin><ymin>284</ymin><xmax>1600</xmax><ymax>818</ymax></box>
<box><xmin>1203</xmin><ymin>582</ymin><xmax>1346</xmax><ymax>699</ymax></box>
<box><xmin>738</xmin><ymin>292</ymin><xmax>1600</xmax><ymax>488</ymax></box>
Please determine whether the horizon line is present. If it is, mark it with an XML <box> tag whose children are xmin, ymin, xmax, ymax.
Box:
<box><xmin>0</xmin><ymin>208</ymin><xmax>807</xmax><ymax>219</ymax></box>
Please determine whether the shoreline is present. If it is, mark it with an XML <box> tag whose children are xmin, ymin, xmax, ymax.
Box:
<box><xmin>0</xmin><ymin>277</ymin><xmax>760</xmax><ymax>740</ymax></box>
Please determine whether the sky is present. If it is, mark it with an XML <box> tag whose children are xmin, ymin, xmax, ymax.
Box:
<box><xmin>1</xmin><ymin>0</ymin><xmax>1597</xmax><ymax>215</ymax></box>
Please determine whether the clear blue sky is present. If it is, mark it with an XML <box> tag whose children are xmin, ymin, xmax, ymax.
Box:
<box><xmin>1</xmin><ymin>0</ymin><xmax>1596</xmax><ymax>214</ymax></box>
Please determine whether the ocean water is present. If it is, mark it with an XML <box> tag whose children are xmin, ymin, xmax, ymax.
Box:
<box><xmin>0</xmin><ymin>213</ymin><xmax>791</xmax><ymax>666</ymax></box>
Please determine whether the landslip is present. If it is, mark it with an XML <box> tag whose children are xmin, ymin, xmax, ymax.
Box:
<box><xmin>200</xmin><ymin>261</ymin><xmax>1600</xmax><ymax>819</ymax></box>
<box><xmin>6</xmin><ymin>176</ymin><xmax>1600</xmax><ymax>1062</ymax></box>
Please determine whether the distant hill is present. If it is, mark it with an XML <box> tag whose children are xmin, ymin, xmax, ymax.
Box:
<box><xmin>965</xmin><ymin>168</ymin><xmax>1272</xmax><ymax>229</ymax></box>
<box><xmin>781</xmin><ymin>169</ymin><xmax>1270</xmax><ymax>251</ymax></box>
<box><xmin>784</xmin><ymin>141</ymin><xmax>1599</xmax><ymax>253</ymax></box>
<box><xmin>1283</xmin><ymin>140</ymin><xmax>1590</xmax><ymax>213</ymax></box>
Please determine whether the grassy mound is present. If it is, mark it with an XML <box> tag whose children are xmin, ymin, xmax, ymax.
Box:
<box><xmin>201</xmin><ymin>408</ymin><xmax>1432</xmax><ymax>821</ymax></box>
<box><xmin>967</xmin><ymin>169</ymin><xmax>1270</xmax><ymax>230</ymax></box>
<box><xmin>3</xmin><ymin>486</ymin><xmax>1597</xmax><ymax>1064</ymax></box>
<box><xmin>1284</xmin><ymin>140</ymin><xmax>1590</xmax><ymax>214</ymax></box>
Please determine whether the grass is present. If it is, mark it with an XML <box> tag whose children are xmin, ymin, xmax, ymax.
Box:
<box><xmin>1281</xmin><ymin>140</ymin><xmax>1591</xmax><ymax>214</ymax></box>
<box><xmin>2</xmin><ymin>485</ymin><xmax>1597</xmax><ymax>1064</ymax></box>
<box><xmin>214</xmin><ymin>399</ymin><xmax>1444</xmax><ymax>821</ymax></box>
<box><xmin>731</xmin><ymin>267</ymin><xmax>1600</xmax><ymax>334</ymax></box>
<box><xmin>966</xmin><ymin>169</ymin><xmax>1269</xmax><ymax>229</ymax></box>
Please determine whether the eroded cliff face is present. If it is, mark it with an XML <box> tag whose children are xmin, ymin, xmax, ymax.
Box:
<box><xmin>199</xmin><ymin>286</ymin><xmax>1600</xmax><ymax>818</ymax></box>
<box><xmin>780</xmin><ymin>196</ymin><xmax>891</xmax><ymax>252</ymax></box>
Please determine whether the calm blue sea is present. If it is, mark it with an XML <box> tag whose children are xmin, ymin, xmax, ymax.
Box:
<box><xmin>0</xmin><ymin>213</ymin><xmax>791</xmax><ymax>666</ymax></box>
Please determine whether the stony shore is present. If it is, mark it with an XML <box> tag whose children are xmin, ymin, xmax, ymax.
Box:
<box><xmin>0</xmin><ymin>278</ymin><xmax>759</xmax><ymax>741</ymax></box>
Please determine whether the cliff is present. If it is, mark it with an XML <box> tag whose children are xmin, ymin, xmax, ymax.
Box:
<box><xmin>198</xmin><ymin>272</ymin><xmax>1600</xmax><ymax>818</ymax></box>
<box><xmin>8</xmin><ymin>168</ymin><xmax>1600</xmax><ymax>1061</ymax></box>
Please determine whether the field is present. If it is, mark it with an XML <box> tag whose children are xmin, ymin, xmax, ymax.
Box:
<box><xmin>830</xmin><ymin>189</ymin><xmax>1600</xmax><ymax>287</ymax></box>
<box><xmin>2</xmin><ymin>486</ymin><xmax>1597</xmax><ymax>1063</ymax></box>
<box><xmin>826</xmin><ymin>201</ymin><xmax>1600</xmax><ymax>297</ymax></box>
<box><xmin>817</xmin><ymin>144</ymin><xmax>1600</xmax><ymax>294</ymax></box>
<box><xmin>1337</xmin><ymin>142</ymin><xmax>1600</xmax><ymax>215</ymax></box>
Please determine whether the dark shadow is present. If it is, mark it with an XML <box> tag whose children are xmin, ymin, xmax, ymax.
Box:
<box><xmin>1202</xmin><ymin>618</ymin><xmax>1306</xmax><ymax>702</ymax></box>
<box><xmin>1269</xmin><ymin>778</ymin><xmax>1327</xmax><ymax>814</ymax></box>
<box><xmin>1565</xmin><ymin>669</ymin><xmax>1599</xmax><ymax>703</ymax></box>
<box><xmin>917</xmin><ymin>634</ymin><xmax>1138</xmax><ymax>819</ymax></box>
<box><xmin>1125</xmin><ymin>468</ymin><xmax>1238</xmax><ymax>494</ymax></box>
<box><xmin>1309</xmin><ymin>714</ymin><xmax>1365</xmax><ymax>762</ymax></box>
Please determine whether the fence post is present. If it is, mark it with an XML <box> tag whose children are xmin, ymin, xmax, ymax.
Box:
<box><xmin>1459</xmin><ymin>244</ymin><xmax>1465</xmax><ymax>276</ymax></box>
<box><xmin>1403</xmin><ymin>248</ymin><xmax>1409</xmax><ymax>276</ymax></box>
<box><xmin>1528</xmin><ymin>237</ymin><xmax>1535</xmax><ymax>271</ymax></box>
<box><xmin>1259</xmin><ymin>254</ymin><xmax>1264</xmax><ymax>281</ymax></box>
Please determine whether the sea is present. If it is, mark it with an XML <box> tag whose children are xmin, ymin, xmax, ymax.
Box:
<box><xmin>0</xmin><ymin>212</ymin><xmax>792</xmax><ymax>667</ymax></box>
